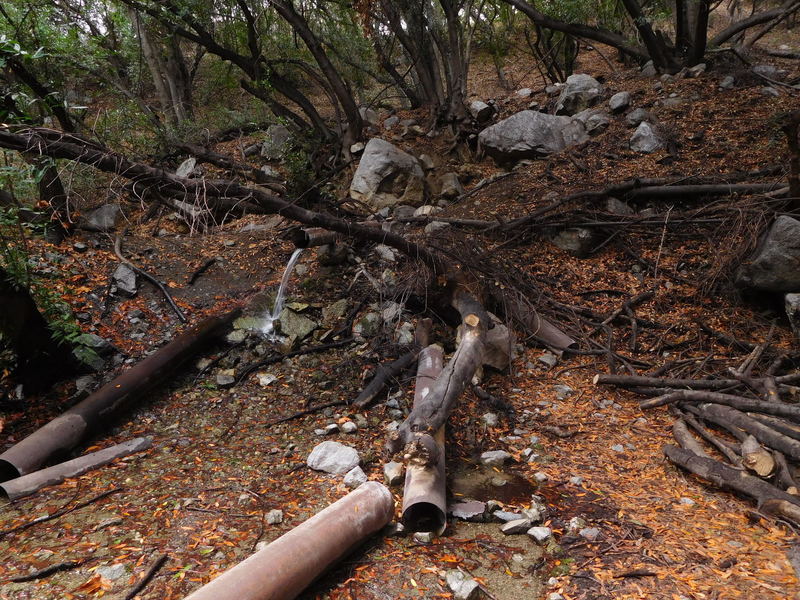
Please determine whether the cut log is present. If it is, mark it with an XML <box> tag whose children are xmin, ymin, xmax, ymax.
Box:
<box><xmin>0</xmin><ymin>309</ymin><xmax>239</xmax><ymax>482</ymax></box>
<box><xmin>663</xmin><ymin>445</ymin><xmax>800</xmax><ymax>524</ymax></box>
<box><xmin>0</xmin><ymin>437</ymin><xmax>152</xmax><ymax>501</ymax></box>
<box><xmin>640</xmin><ymin>389</ymin><xmax>800</xmax><ymax>420</ymax></box>
<box><xmin>671</xmin><ymin>419</ymin><xmax>710</xmax><ymax>458</ymax></box>
<box><xmin>183</xmin><ymin>481</ymin><xmax>393</xmax><ymax>600</ymax></box>
<box><xmin>402</xmin><ymin>343</ymin><xmax>446</xmax><ymax>533</ymax></box>
<box><xmin>740</xmin><ymin>435</ymin><xmax>776</xmax><ymax>477</ymax></box>
<box><xmin>386</xmin><ymin>288</ymin><xmax>487</xmax><ymax>462</ymax></box>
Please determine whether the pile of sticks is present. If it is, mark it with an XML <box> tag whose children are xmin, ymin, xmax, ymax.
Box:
<box><xmin>594</xmin><ymin>348</ymin><xmax>800</xmax><ymax>524</ymax></box>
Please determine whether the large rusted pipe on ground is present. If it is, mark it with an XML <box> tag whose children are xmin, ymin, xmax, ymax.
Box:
<box><xmin>183</xmin><ymin>481</ymin><xmax>394</xmax><ymax>600</ymax></box>
<box><xmin>0</xmin><ymin>309</ymin><xmax>240</xmax><ymax>482</ymax></box>
<box><xmin>401</xmin><ymin>343</ymin><xmax>446</xmax><ymax>532</ymax></box>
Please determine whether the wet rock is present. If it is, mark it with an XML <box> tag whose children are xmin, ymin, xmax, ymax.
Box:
<box><xmin>737</xmin><ymin>216</ymin><xmax>800</xmax><ymax>291</ymax></box>
<box><xmin>478</xmin><ymin>110</ymin><xmax>588</xmax><ymax>163</ymax></box>
<box><xmin>350</xmin><ymin>139</ymin><xmax>426</xmax><ymax>210</ymax></box>
<box><xmin>630</xmin><ymin>122</ymin><xmax>663</xmax><ymax>153</ymax></box>
<box><xmin>277</xmin><ymin>309</ymin><xmax>317</xmax><ymax>341</ymax></box>
<box><xmin>548</xmin><ymin>228</ymin><xmax>595</xmax><ymax>258</ymax></box>
<box><xmin>112</xmin><ymin>263</ymin><xmax>137</xmax><ymax>297</ymax></box>
<box><xmin>384</xmin><ymin>461</ymin><xmax>405</xmax><ymax>486</ymax></box>
<box><xmin>480</xmin><ymin>450</ymin><xmax>511</xmax><ymax>466</ymax></box>
<box><xmin>469</xmin><ymin>100</ymin><xmax>493</xmax><ymax>123</ymax></box>
<box><xmin>449</xmin><ymin>500</ymin><xmax>487</xmax><ymax>522</ymax></box>
<box><xmin>501</xmin><ymin>518</ymin><xmax>532</xmax><ymax>535</ymax></box>
<box><xmin>261</xmin><ymin>124</ymin><xmax>292</xmax><ymax>159</ymax></box>
<box><xmin>528</xmin><ymin>526</ymin><xmax>552</xmax><ymax>543</ymax></box>
<box><xmin>555</xmin><ymin>74</ymin><xmax>603</xmax><ymax>116</ymax></box>
<box><xmin>266</xmin><ymin>509</ymin><xmax>283</xmax><ymax>524</ymax></box>
<box><xmin>307</xmin><ymin>441</ymin><xmax>360</xmax><ymax>474</ymax></box>
<box><xmin>83</xmin><ymin>203</ymin><xmax>123</xmax><ymax>232</ymax></box>
<box><xmin>625</xmin><ymin>108</ymin><xmax>652</xmax><ymax>128</ymax></box>
<box><xmin>344</xmin><ymin>465</ymin><xmax>368</xmax><ymax>488</ymax></box>
<box><xmin>439</xmin><ymin>172</ymin><xmax>464</xmax><ymax>199</ymax></box>
<box><xmin>609</xmin><ymin>91</ymin><xmax>631</xmax><ymax>113</ymax></box>
<box><xmin>322</xmin><ymin>299</ymin><xmax>349</xmax><ymax>326</ymax></box>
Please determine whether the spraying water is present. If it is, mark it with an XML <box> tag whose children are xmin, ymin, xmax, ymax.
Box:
<box><xmin>261</xmin><ymin>248</ymin><xmax>305</xmax><ymax>338</ymax></box>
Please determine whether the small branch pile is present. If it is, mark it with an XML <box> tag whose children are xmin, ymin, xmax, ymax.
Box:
<box><xmin>595</xmin><ymin>349</ymin><xmax>800</xmax><ymax>525</ymax></box>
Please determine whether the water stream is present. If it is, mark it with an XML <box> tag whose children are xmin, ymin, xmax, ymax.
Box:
<box><xmin>261</xmin><ymin>247</ymin><xmax>304</xmax><ymax>338</ymax></box>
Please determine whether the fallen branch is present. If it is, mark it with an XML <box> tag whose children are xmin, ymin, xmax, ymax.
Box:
<box><xmin>7</xmin><ymin>560</ymin><xmax>84</xmax><ymax>583</ymax></box>
<box><xmin>122</xmin><ymin>553</ymin><xmax>168</xmax><ymax>600</ymax></box>
<box><xmin>114</xmin><ymin>231</ymin><xmax>187</xmax><ymax>323</ymax></box>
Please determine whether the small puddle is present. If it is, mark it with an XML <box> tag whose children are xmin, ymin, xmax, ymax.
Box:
<box><xmin>449</xmin><ymin>464</ymin><xmax>537</xmax><ymax>505</ymax></box>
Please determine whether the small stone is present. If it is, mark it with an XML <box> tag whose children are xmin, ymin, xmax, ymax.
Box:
<box><xmin>548</xmin><ymin>594</ymin><xmax>564</xmax><ymax>600</ymax></box>
<box><xmin>96</xmin><ymin>564</ymin><xmax>126</xmax><ymax>581</ymax></box>
<box><xmin>384</xmin><ymin>115</ymin><xmax>400</xmax><ymax>129</ymax></box>
<box><xmin>568</xmin><ymin>517</ymin><xmax>587</xmax><ymax>532</ymax></box>
<box><xmin>216</xmin><ymin>374</ymin><xmax>235</xmax><ymax>388</ymax></box>
<box><xmin>413</xmin><ymin>531</ymin><xmax>435</xmax><ymax>544</ymax></box>
<box><xmin>522</xmin><ymin>506</ymin><xmax>543</xmax><ymax>522</ymax></box>
<box><xmin>341</xmin><ymin>421</ymin><xmax>358</xmax><ymax>434</ymax></box>
<box><xmin>480</xmin><ymin>450</ymin><xmax>511</xmax><ymax>466</ymax></box>
<box><xmin>679</xmin><ymin>497</ymin><xmax>696</xmax><ymax>506</ymax></box>
<box><xmin>257</xmin><ymin>373</ymin><xmax>277</xmax><ymax>387</ymax></box>
<box><xmin>611</xmin><ymin>444</ymin><xmax>625</xmax><ymax>453</ymax></box>
<box><xmin>307</xmin><ymin>441</ymin><xmax>360</xmax><ymax>474</ymax></box>
<box><xmin>343</xmin><ymin>466</ymin><xmax>368</xmax><ymax>488</ymax></box>
<box><xmin>528</xmin><ymin>526</ymin><xmax>552</xmax><ymax>543</ymax></box>
<box><xmin>529</xmin><ymin>435</ymin><xmax>540</xmax><ymax>445</ymax></box>
<box><xmin>384</xmin><ymin>461</ymin><xmax>405</xmax><ymax>486</ymax></box>
<box><xmin>350</xmin><ymin>142</ymin><xmax>365</xmax><ymax>154</ymax></box>
<box><xmin>761</xmin><ymin>86</ymin><xmax>780</xmax><ymax>97</ymax></box>
<box><xmin>687</xmin><ymin>62</ymin><xmax>706</xmax><ymax>77</ymax></box>
<box><xmin>720</xmin><ymin>75</ymin><xmax>735</xmax><ymax>89</ymax></box>
<box><xmin>449</xmin><ymin>500</ymin><xmax>487</xmax><ymax>522</ymax></box>
<box><xmin>569</xmin><ymin>476</ymin><xmax>584</xmax><ymax>486</ymax></box>
<box><xmin>625</xmin><ymin>108</ymin><xmax>651</xmax><ymax>128</ymax></box>
<box><xmin>266</xmin><ymin>509</ymin><xmax>283</xmax><ymax>524</ymax></box>
<box><xmin>73</xmin><ymin>241</ymin><xmax>88</xmax><ymax>253</ymax></box>
<box><xmin>223</xmin><ymin>239</ymin><xmax>235</xmax><ymax>247</ymax></box>
<box><xmin>553</xmin><ymin>384</ymin><xmax>574</xmax><ymax>400</ymax></box>
<box><xmin>534</xmin><ymin>472</ymin><xmax>549</xmax><ymax>483</ymax></box>
<box><xmin>538</xmin><ymin>352</ymin><xmax>558</xmax><ymax>368</ymax></box>
<box><xmin>501</xmin><ymin>518</ymin><xmax>532</xmax><ymax>535</ymax></box>
<box><xmin>455</xmin><ymin>579</ymin><xmax>480</xmax><ymax>600</ymax></box>
<box><xmin>112</xmin><ymin>263</ymin><xmax>137</xmax><ymax>297</ymax></box>
<box><xmin>608</xmin><ymin>91</ymin><xmax>631</xmax><ymax>113</ymax></box>
<box><xmin>418</xmin><ymin>154</ymin><xmax>436</xmax><ymax>171</ymax></box>
<box><xmin>482</xmin><ymin>412</ymin><xmax>499</xmax><ymax>427</ymax></box>
<box><xmin>424</xmin><ymin>221</ymin><xmax>450</xmax><ymax>235</ymax></box>
<box><xmin>314</xmin><ymin>429</ymin><xmax>326</xmax><ymax>436</ymax></box>
<box><xmin>324</xmin><ymin>423</ymin><xmax>340</xmax><ymax>435</ymax></box>
<box><xmin>579</xmin><ymin>527</ymin><xmax>601</xmax><ymax>541</ymax></box>
<box><xmin>516</xmin><ymin>87</ymin><xmax>533</xmax><ymax>98</ymax></box>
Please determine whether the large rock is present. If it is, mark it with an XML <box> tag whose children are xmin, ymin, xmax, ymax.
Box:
<box><xmin>630</xmin><ymin>122</ymin><xmax>663</xmax><ymax>153</ymax></box>
<box><xmin>737</xmin><ymin>216</ymin><xmax>800</xmax><ymax>291</ymax></box>
<box><xmin>478</xmin><ymin>110</ymin><xmax>588</xmax><ymax>163</ymax></box>
<box><xmin>82</xmin><ymin>203</ymin><xmax>123</xmax><ymax>232</ymax></box>
<box><xmin>350</xmin><ymin>138</ymin><xmax>426</xmax><ymax>210</ymax></box>
<box><xmin>307</xmin><ymin>441</ymin><xmax>360</xmax><ymax>474</ymax></box>
<box><xmin>484</xmin><ymin>315</ymin><xmax>515</xmax><ymax>371</ymax></box>
<box><xmin>555</xmin><ymin>74</ymin><xmax>603</xmax><ymax>116</ymax></box>
<box><xmin>112</xmin><ymin>263</ymin><xmax>137</xmax><ymax>296</ymax></box>
<box><xmin>261</xmin><ymin>124</ymin><xmax>292</xmax><ymax>159</ymax></box>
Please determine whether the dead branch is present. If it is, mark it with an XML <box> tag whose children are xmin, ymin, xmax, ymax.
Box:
<box><xmin>122</xmin><ymin>553</ymin><xmax>168</xmax><ymax>600</ymax></box>
<box><xmin>7</xmin><ymin>560</ymin><xmax>85</xmax><ymax>583</ymax></box>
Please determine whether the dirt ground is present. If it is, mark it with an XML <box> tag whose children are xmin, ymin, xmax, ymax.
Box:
<box><xmin>2</xmin><ymin>23</ymin><xmax>800</xmax><ymax>600</ymax></box>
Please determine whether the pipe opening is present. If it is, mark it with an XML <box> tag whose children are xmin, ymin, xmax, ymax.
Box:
<box><xmin>0</xmin><ymin>459</ymin><xmax>21</xmax><ymax>484</ymax></box>
<box><xmin>402</xmin><ymin>502</ymin><xmax>446</xmax><ymax>533</ymax></box>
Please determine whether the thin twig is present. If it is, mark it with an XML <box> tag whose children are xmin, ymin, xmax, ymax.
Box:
<box><xmin>122</xmin><ymin>553</ymin><xmax>168</xmax><ymax>600</ymax></box>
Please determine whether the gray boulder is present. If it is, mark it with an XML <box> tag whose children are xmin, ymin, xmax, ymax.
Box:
<box><xmin>307</xmin><ymin>441</ymin><xmax>360</xmax><ymax>474</ymax></box>
<box><xmin>555</xmin><ymin>74</ymin><xmax>603</xmax><ymax>116</ymax></box>
<box><xmin>630</xmin><ymin>122</ymin><xmax>663</xmax><ymax>153</ymax></box>
<box><xmin>112</xmin><ymin>263</ymin><xmax>137</xmax><ymax>296</ymax></box>
<box><xmin>736</xmin><ymin>216</ymin><xmax>800</xmax><ymax>291</ymax></box>
<box><xmin>83</xmin><ymin>203</ymin><xmax>123</xmax><ymax>232</ymax></box>
<box><xmin>609</xmin><ymin>91</ymin><xmax>631</xmax><ymax>113</ymax></box>
<box><xmin>478</xmin><ymin>110</ymin><xmax>588</xmax><ymax>163</ymax></box>
<box><xmin>350</xmin><ymin>138</ymin><xmax>426</xmax><ymax>210</ymax></box>
<box><xmin>277</xmin><ymin>308</ymin><xmax>317</xmax><ymax>341</ymax></box>
<box><xmin>625</xmin><ymin>108</ymin><xmax>652</xmax><ymax>128</ymax></box>
<box><xmin>261</xmin><ymin>124</ymin><xmax>292</xmax><ymax>159</ymax></box>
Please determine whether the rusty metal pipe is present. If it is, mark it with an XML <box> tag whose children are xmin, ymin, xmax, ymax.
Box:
<box><xmin>183</xmin><ymin>481</ymin><xmax>394</xmax><ymax>600</ymax></box>
<box><xmin>0</xmin><ymin>309</ymin><xmax>240</xmax><ymax>482</ymax></box>
<box><xmin>401</xmin><ymin>344</ymin><xmax>446</xmax><ymax>532</ymax></box>
<box><xmin>284</xmin><ymin>227</ymin><xmax>340</xmax><ymax>248</ymax></box>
